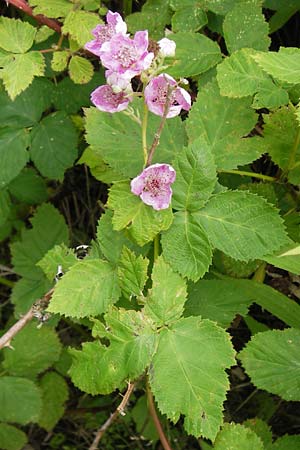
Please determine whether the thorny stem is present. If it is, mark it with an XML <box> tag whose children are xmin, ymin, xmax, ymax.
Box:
<box><xmin>146</xmin><ymin>380</ymin><xmax>173</xmax><ymax>450</ymax></box>
<box><xmin>6</xmin><ymin>0</ymin><xmax>62</xmax><ymax>33</ymax></box>
<box><xmin>218</xmin><ymin>169</ymin><xmax>277</xmax><ymax>182</ymax></box>
<box><xmin>142</xmin><ymin>102</ymin><xmax>149</xmax><ymax>165</ymax></box>
<box><xmin>0</xmin><ymin>288</ymin><xmax>54</xmax><ymax>350</ymax></box>
<box><xmin>89</xmin><ymin>382</ymin><xmax>135</xmax><ymax>450</ymax></box>
<box><xmin>146</xmin><ymin>83</ymin><xmax>174</xmax><ymax>167</ymax></box>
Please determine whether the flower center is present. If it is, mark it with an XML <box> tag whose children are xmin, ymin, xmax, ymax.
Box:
<box><xmin>144</xmin><ymin>176</ymin><xmax>161</xmax><ymax>196</ymax></box>
<box><xmin>152</xmin><ymin>85</ymin><xmax>178</xmax><ymax>106</ymax></box>
<box><xmin>96</xmin><ymin>25</ymin><xmax>115</xmax><ymax>43</ymax></box>
<box><xmin>117</xmin><ymin>44</ymin><xmax>138</xmax><ymax>68</ymax></box>
<box><xmin>103</xmin><ymin>86</ymin><xmax>125</xmax><ymax>106</ymax></box>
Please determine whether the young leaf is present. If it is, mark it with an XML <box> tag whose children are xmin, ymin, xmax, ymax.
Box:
<box><xmin>214</xmin><ymin>423</ymin><xmax>264</xmax><ymax>450</ymax></box>
<box><xmin>0</xmin><ymin>78</ymin><xmax>53</xmax><ymax>128</ymax></box>
<box><xmin>48</xmin><ymin>259</ymin><xmax>120</xmax><ymax>318</ymax></box>
<box><xmin>69</xmin><ymin>55</ymin><xmax>94</xmax><ymax>84</ymax></box>
<box><xmin>118</xmin><ymin>247</ymin><xmax>149</xmax><ymax>298</ymax></box>
<box><xmin>0</xmin><ymin>17</ymin><xmax>36</xmax><ymax>53</ymax></box>
<box><xmin>38</xmin><ymin>372</ymin><xmax>69</xmax><ymax>431</ymax></box>
<box><xmin>166</xmin><ymin>32</ymin><xmax>222</xmax><ymax>78</ymax></box>
<box><xmin>0</xmin><ymin>128</ymin><xmax>29</xmax><ymax>187</ymax></box>
<box><xmin>144</xmin><ymin>256</ymin><xmax>187</xmax><ymax>326</ymax></box>
<box><xmin>161</xmin><ymin>211</ymin><xmax>212</xmax><ymax>281</ymax></box>
<box><xmin>108</xmin><ymin>181</ymin><xmax>173</xmax><ymax>246</ymax></box>
<box><xmin>0</xmin><ymin>423</ymin><xmax>27</xmax><ymax>450</ymax></box>
<box><xmin>185</xmin><ymin>80</ymin><xmax>261</xmax><ymax>170</ymax></box>
<box><xmin>3</xmin><ymin>323</ymin><xmax>62</xmax><ymax>378</ymax></box>
<box><xmin>30</xmin><ymin>111</ymin><xmax>78</xmax><ymax>180</ymax></box>
<box><xmin>240</xmin><ymin>328</ymin><xmax>300</xmax><ymax>401</ymax></box>
<box><xmin>253</xmin><ymin>47</ymin><xmax>300</xmax><ymax>85</ymax></box>
<box><xmin>172</xmin><ymin>137</ymin><xmax>217</xmax><ymax>211</ymax></box>
<box><xmin>149</xmin><ymin>317</ymin><xmax>235</xmax><ymax>440</ymax></box>
<box><xmin>62</xmin><ymin>11</ymin><xmax>101</xmax><ymax>47</ymax></box>
<box><xmin>37</xmin><ymin>244</ymin><xmax>78</xmax><ymax>281</ymax></box>
<box><xmin>11</xmin><ymin>203</ymin><xmax>69</xmax><ymax>280</ymax></box>
<box><xmin>1</xmin><ymin>52</ymin><xmax>45</xmax><ymax>100</ymax></box>
<box><xmin>223</xmin><ymin>3</ymin><xmax>270</xmax><ymax>53</ymax></box>
<box><xmin>69</xmin><ymin>308</ymin><xmax>157</xmax><ymax>394</ymax></box>
<box><xmin>51</xmin><ymin>50</ymin><xmax>69</xmax><ymax>72</ymax></box>
<box><xmin>195</xmin><ymin>191</ymin><xmax>288</xmax><ymax>261</ymax></box>
<box><xmin>262</xmin><ymin>106</ymin><xmax>300</xmax><ymax>184</ymax></box>
<box><xmin>0</xmin><ymin>376</ymin><xmax>42</xmax><ymax>424</ymax></box>
<box><xmin>84</xmin><ymin>102</ymin><xmax>186</xmax><ymax>178</ymax></box>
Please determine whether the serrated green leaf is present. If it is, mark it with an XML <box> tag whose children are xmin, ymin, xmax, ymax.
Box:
<box><xmin>0</xmin><ymin>190</ymin><xmax>11</xmax><ymax>227</ymax></box>
<box><xmin>0</xmin><ymin>423</ymin><xmax>27</xmax><ymax>450</ymax></box>
<box><xmin>11</xmin><ymin>203</ymin><xmax>69</xmax><ymax>280</ymax></box>
<box><xmin>214</xmin><ymin>423</ymin><xmax>264</xmax><ymax>450</ymax></box>
<box><xmin>149</xmin><ymin>317</ymin><xmax>235</xmax><ymax>440</ymax></box>
<box><xmin>126</xmin><ymin>0</ymin><xmax>172</xmax><ymax>40</ymax></box>
<box><xmin>118</xmin><ymin>247</ymin><xmax>149</xmax><ymax>298</ymax></box>
<box><xmin>69</xmin><ymin>308</ymin><xmax>157</xmax><ymax>394</ymax></box>
<box><xmin>201</xmin><ymin>0</ymin><xmax>238</xmax><ymax>15</ymax></box>
<box><xmin>37</xmin><ymin>244</ymin><xmax>78</xmax><ymax>280</ymax></box>
<box><xmin>78</xmin><ymin>146</ymin><xmax>125</xmax><ymax>183</ymax></box>
<box><xmin>240</xmin><ymin>328</ymin><xmax>300</xmax><ymax>401</ymax></box>
<box><xmin>185</xmin><ymin>80</ymin><xmax>261</xmax><ymax>170</ymax></box>
<box><xmin>48</xmin><ymin>259</ymin><xmax>120</xmax><ymax>318</ymax></box>
<box><xmin>0</xmin><ymin>17</ymin><xmax>36</xmax><ymax>53</ymax></box>
<box><xmin>0</xmin><ymin>376</ymin><xmax>42</xmax><ymax>424</ymax></box>
<box><xmin>0</xmin><ymin>78</ymin><xmax>53</xmax><ymax>128</ymax></box>
<box><xmin>273</xmin><ymin>435</ymin><xmax>300</xmax><ymax>450</ymax></box>
<box><xmin>29</xmin><ymin>0</ymin><xmax>72</xmax><ymax>18</ymax></box>
<box><xmin>84</xmin><ymin>100</ymin><xmax>186</xmax><ymax>178</ymax></box>
<box><xmin>223</xmin><ymin>3</ymin><xmax>270</xmax><ymax>53</ymax></box>
<box><xmin>185</xmin><ymin>278</ymin><xmax>300</xmax><ymax>329</ymax></box>
<box><xmin>213</xmin><ymin>250</ymin><xmax>260</xmax><ymax>278</ymax></box>
<box><xmin>253</xmin><ymin>47</ymin><xmax>300</xmax><ymax>85</ymax></box>
<box><xmin>172</xmin><ymin>137</ymin><xmax>217</xmax><ymax>211</ymax></box>
<box><xmin>144</xmin><ymin>256</ymin><xmax>187</xmax><ymax>325</ymax></box>
<box><xmin>69</xmin><ymin>55</ymin><xmax>94</xmax><ymax>84</ymax></box>
<box><xmin>62</xmin><ymin>11</ymin><xmax>100</xmax><ymax>47</ymax></box>
<box><xmin>243</xmin><ymin>418</ymin><xmax>273</xmax><ymax>449</ymax></box>
<box><xmin>96</xmin><ymin>210</ymin><xmax>144</xmax><ymax>265</ymax></box>
<box><xmin>8</xmin><ymin>168</ymin><xmax>48</xmax><ymax>204</ymax></box>
<box><xmin>161</xmin><ymin>211</ymin><xmax>212</xmax><ymax>281</ymax></box>
<box><xmin>1</xmin><ymin>52</ymin><xmax>45</xmax><ymax>100</ymax></box>
<box><xmin>51</xmin><ymin>50</ymin><xmax>69</xmax><ymax>72</ymax></box>
<box><xmin>108</xmin><ymin>181</ymin><xmax>173</xmax><ymax>246</ymax></box>
<box><xmin>264</xmin><ymin>241</ymin><xmax>300</xmax><ymax>274</ymax></box>
<box><xmin>38</xmin><ymin>372</ymin><xmax>69</xmax><ymax>431</ymax></box>
<box><xmin>171</xmin><ymin>4</ymin><xmax>207</xmax><ymax>32</ymax></box>
<box><xmin>195</xmin><ymin>190</ymin><xmax>288</xmax><ymax>261</ymax></box>
<box><xmin>166</xmin><ymin>32</ymin><xmax>222</xmax><ymax>78</ymax></box>
<box><xmin>262</xmin><ymin>106</ymin><xmax>300</xmax><ymax>184</ymax></box>
<box><xmin>3</xmin><ymin>322</ymin><xmax>62</xmax><ymax>378</ymax></box>
<box><xmin>0</xmin><ymin>128</ymin><xmax>29</xmax><ymax>188</ymax></box>
<box><xmin>216</xmin><ymin>47</ymin><xmax>289</xmax><ymax>108</ymax></box>
<box><xmin>34</xmin><ymin>26</ymin><xmax>55</xmax><ymax>44</ymax></box>
<box><xmin>30</xmin><ymin>111</ymin><xmax>78</xmax><ymax>180</ymax></box>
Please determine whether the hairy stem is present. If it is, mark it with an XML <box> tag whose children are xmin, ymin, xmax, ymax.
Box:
<box><xmin>6</xmin><ymin>0</ymin><xmax>62</xmax><ymax>33</ymax></box>
<box><xmin>218</xmin><ymin>169</ymin><xmax>277</xmax><ymax>182</ymax></box>
<box><xmin>89</xmin><ymin>382</ymin><xmax>135</xmax><ymax>450</ymax></box>
<box><xmin>146</xmin><ymin>381</ymin><xmax>173</xmax><ymax>450</ymax></box>
<box><xmin>0</xmin><ymin>288</ymin><xmax>54</xmax><ymax>350</ymax></box>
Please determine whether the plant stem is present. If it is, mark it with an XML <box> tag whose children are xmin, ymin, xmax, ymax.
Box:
<box><xmin>142</xmin><ymin>102</ymin><xmax>149</xmax><ymax>165</ymax></box>
<box><xmin>0</xmin><ymin>277</ymin><xmax>14</xmax><ymax>288</ymax></box>
<box><xmin>6</xmin><ymin>0</ymin><xmax>62</xmax><ymax>33</ymax></box>
<box><xmin>218</xmin><ymin>169</ymin><xmax>277</xmax><ymax>182</ymax></box>
<box><xmin>146</xmin><ymin>381</ymin><xmax>173</xmax><ymax>450</ymax></box>
<box><xmin>89</xmin><ymin>382</ymin><xmax>135</xmax><ymax>450</ymax></box>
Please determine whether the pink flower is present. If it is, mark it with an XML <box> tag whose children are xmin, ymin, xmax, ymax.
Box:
<box><xmin>144</xmin><ymin>74</ymin><xmax>191</xmax><ymax>118</ymax></box>
<box><xmin>158</xmin><ymin>38</ymin><xmax>176</xmax><ymax>57</ymax></box>
<box><xmin>91</xmin><ymin>84</ymin><xmax>132</xmax><ymax>113</ymax></box>
<box><xmin>85</xmin><ymin>11</ymin><xmax>127</xmax><ymax>57</ymax></box>
<box><xmin>99</xmin><ymin>31</ymin><xmax>154</xmax><ymax>80</ymax></box>
<box><xmin>105</xmin><ymin>69</ymin><xmax>132</xmax><ymax>93</ymax></box>
<box><xmin>131</xmin><ymin>163</ymin><xmax>176</xmax><ymax>210</ymax></box>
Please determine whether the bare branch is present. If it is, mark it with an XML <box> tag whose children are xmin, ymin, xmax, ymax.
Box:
<box><xmin>6</xmin><ymin>0</ymin><xmax>62</xmax><ymax>33</ymax></box>
<box><xmin>89</xmin><ymin>382</ymin><xmax>135</xmax><ymax>450</ymax></box>
<box><xmin>0</xmin><ymin>288</ymin><xmax>54</xmax><ymax>350</ymax></box>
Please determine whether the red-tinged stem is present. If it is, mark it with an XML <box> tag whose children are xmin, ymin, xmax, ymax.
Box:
<box><xmin>146</xmin><ymin>381</ymin><xmax>173</xmax><ymax>450</ymax></box>
<box><xmin>6</xmin><ymin>0</ymin><xmax>62</xmax><ymax>33</ymax></box>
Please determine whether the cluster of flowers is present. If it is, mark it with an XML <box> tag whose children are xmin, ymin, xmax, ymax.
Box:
<box><xmin>85</xmin><ymin>11</ymin><xmax>192</xmax><ymax>210</ymax></box>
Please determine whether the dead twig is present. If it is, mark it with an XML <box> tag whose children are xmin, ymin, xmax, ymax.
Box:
<box><xmin>89</xmin><ymin>382</ymin><xmax>135</xmax><ymax>450</ymax></box>
<box><xmin>0</xmin><ymin>288</ymin><xmax>54</xmax><ymax>350</ymax></box>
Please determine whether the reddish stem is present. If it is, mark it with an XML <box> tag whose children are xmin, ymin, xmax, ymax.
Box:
<box><xmin>6</xmin><ymin>0</ymin><xmax>62</xmax><ymax>33</ymax></box>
